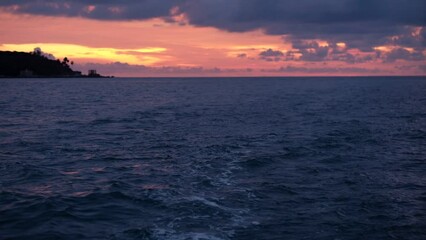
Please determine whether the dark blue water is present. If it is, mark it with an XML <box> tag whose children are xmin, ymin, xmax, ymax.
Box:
<box><xmin>0</xmin><ymin>77</ymin><xmax>425</xmax><ymax>240</ymax></box>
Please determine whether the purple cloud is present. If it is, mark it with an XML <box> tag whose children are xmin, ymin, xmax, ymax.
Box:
<box><xmin>383</xmin><ymin>48</ymin><xmax>425</xmax><ymax>63</ymax></box>
<box><xmin>1</xmin><ymin>0</ymin><xmax>425</xmax><ymax>62</ymax></box>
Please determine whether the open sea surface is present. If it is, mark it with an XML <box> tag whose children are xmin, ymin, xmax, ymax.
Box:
<box><xmin>0</xmin><ymin>77</ymin><xmax>425</xmax><ymax>240</ymax></box>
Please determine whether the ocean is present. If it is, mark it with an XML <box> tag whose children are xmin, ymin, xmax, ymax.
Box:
<box><xmin>0</xmin><ymin>77</ymin><xmax>425</xmax><ymax>240</ymax></box>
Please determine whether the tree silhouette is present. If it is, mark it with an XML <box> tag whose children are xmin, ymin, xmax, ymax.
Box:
<box><xmin>62</xmin><ymin>57</ymin><xmax>70</xmax><ymax>66</ymax></box>
<box><xmin>33</xmin><ymin>48</ymin><xmax>42</xmax><ymax>56</ymax></box>
<box><xmin>0</xmin><ymin>51</ymin><xmax>76</xmax><ymax>77</ymax></box>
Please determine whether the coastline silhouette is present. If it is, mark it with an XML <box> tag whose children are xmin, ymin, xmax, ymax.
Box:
<box><xmin>0</xmin><ymin>49</ymin><xmax>111</xmax><ymax>78</ymax></box>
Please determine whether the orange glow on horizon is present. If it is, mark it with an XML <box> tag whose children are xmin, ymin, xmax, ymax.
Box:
<box><xmin>0</xmin><ymin>9</ymin><xmax>424</xmax><ymax>76</ymax></box>
<box><xmin>0</xmin><ymin>43</ymin><xmax>167</xmax><ymax>65</ymax></box>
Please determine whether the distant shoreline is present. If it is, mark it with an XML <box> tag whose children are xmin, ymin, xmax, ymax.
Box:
<box><xmin>0</xmin><ymin>51</ymin><xmax>113</xmax><ymax>78</ymax></box>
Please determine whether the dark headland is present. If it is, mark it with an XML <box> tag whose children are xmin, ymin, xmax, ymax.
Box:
<box><xmin>0</xmin><ymin>50</ymin><xmax>112</xmax><ymax>78</ymax></box>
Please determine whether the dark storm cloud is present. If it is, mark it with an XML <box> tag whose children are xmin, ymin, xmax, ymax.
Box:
<box><xmin>387</xmin><ymin>27</ymin><xmax>426</xmax><ymax>50</ymax></box>
<box><xmin>2</xmin><ymin>0</ymin><xmax>425</xmax><ymax>57</ymax></box>
<box><xmin>0</xmin><ymin>0</ymin><xmax>182</xmax><ymax>20</ymax></box>
<box><xmin>259</xmin><ymin>49</ymin><xmax>284</xmax><ymax>57</ymax></box>
<box><xmin>291</xmin><ymin>41</ymin><xmax>330</xmax><ymax>62</ymax></box>
<box><xmin>3</xmin><ymin>1</ymin><xmax>424</xmax><ymax>27</ymax></box>
<box><xmin>180</xmin><ymin>0</ymin><xmax>426</xmax><ymax>54</ymax></box>
<box><xmin>259</xmin><ymin>49</ymin><xmax>284</xmax><ymax>61</ymax></box>
<box><xmin>383</xmin><ymin>48</ymin><xmax>425</xmax><ymax>63</ymax></box>
<box><xmin>259</xmin><ymin>44</ymin><xmax>378</xmax><ymax>64</ymax></box>
<box><xmin>178</xmin><ymin>0</ymin><xmax>426</xmax><ymax>50</ymax></box>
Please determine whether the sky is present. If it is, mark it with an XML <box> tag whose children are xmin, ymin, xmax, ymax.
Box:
<box><xmin>0</xmin><ymin>0</ymin><xmax>425</xmax><ymax>77</ymax></box>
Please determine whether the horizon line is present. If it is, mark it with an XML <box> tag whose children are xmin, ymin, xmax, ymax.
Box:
<box><xmin>2</xmin><ymin>75</ymin><xmax>425</xmax><ymax>79</ymax></box>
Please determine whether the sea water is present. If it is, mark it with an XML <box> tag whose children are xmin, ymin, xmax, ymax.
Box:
<box><xmin>0</xmin><ymin>77</ymin><xmax>425</xmax><ymax>239</ymax></box>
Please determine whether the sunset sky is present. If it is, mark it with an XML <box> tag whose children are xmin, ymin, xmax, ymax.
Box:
<box><xmin>1</xmin><ymin>0</ymin><xmax>425</xmax><ymax>77</ymax></box>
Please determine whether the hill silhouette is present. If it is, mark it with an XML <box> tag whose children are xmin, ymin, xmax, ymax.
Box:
<box><xmin>0</xmin><ymin>50</ymin><xmax>109</xmax><ymax>78</ymax></box>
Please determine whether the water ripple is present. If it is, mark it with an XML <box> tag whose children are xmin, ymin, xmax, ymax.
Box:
<box><xmin>1</xmin><ymin>77</ymin><xmax>425</xmax><ymax>239</ymax></box>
